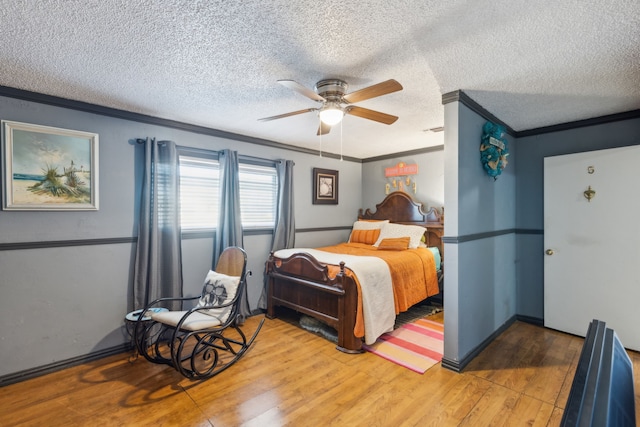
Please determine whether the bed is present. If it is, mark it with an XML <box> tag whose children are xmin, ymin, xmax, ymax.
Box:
<box><xmin>265</xmin><ymin>192</ymin><xmax>444</xmax><ymax>353</ymax></box>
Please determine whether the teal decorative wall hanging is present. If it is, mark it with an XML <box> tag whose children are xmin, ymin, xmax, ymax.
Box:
<box><xmin>480</xmin><ymin>121</ymin><xmax>509</xmax><ymax>180</ymax></box>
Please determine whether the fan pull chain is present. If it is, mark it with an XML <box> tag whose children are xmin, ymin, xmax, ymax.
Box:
<box><xmin>340</xmin><ymin>120</ymin><xmax>343</xmax><ymax>161</ymax></box>
<box><xmin>319</xmin><ymin>116</ymin><xmax>323</xmax><ymax>158</ymax></box>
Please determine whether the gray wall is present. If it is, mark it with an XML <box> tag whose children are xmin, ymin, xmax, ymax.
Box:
<box><xmin>361</xmin><ymin>147</ymin><xmax>445</xmax><ymax>214</ymax></box>
<box><xmin>0</xmin><ymin>94</ymin><xmax>362</xmax><ymax>379</ymax></box>
<box><xmin>437</xmin><ymin>99</ymin><xmax>638</xmax><ymax>366</ymax></box>
<box><xmin>2</xmin><ymin>88</ymin><xmax>636</xmax><ymax>381</ymax></box>
<box><xmin>443</xmin><ymin>101</ymin><xmax>517</xmax><ymax>365</ymax></box>
<box><xmin>515</xmin><ymin>117</ymin><xmax>640</xmax><ymax>319</ymax></box>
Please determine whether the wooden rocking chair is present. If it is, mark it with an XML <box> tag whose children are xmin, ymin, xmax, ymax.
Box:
<box><xmin>134</xmin><ymin>247</ymin><xmax>264</xmax><ymax>379</ymax></box>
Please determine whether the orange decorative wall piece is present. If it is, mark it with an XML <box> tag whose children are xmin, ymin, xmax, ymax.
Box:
<box><xmin>385</xmin><ymin>162</ymin><xmax>418</xmax><ymax>177</ymax></box>
<box><xmin>384</xmin><ymin>162</ymin><xmax>419</xmax><ymax>195</ymax></box>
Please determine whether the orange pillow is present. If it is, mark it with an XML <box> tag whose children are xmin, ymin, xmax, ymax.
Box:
<box><xmin>349</xmin><ymin>229</ymin><xmax>381</xmax><ymax>245</ymax></box>
<box><xmin>376</xmin><ymin>237</ymin><xmax>410</xmax><ymax>251</ymax></box>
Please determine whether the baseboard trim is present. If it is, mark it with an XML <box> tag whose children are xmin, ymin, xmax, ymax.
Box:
<box><xmin>516</xmin><ymin>314</ymin><xmax>544</xmax><ymax>326</ymax></box>
<box><xmin>441</xmin><ymin>357</ymin><xmax>462</xmax><ymax>372</ymax></box>
<box><xmin>0</xmin><ymin>343</ymin><xmax>130</xmax><ymax>386</ymax></box>
<box><xmin>441</xmin><ymin>315</ymin><xmax>517</xmax><ymax>373</ymax></box>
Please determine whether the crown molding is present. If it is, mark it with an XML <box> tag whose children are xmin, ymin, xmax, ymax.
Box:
<box><xmin>442</xmin><ymin>89</ymin><xmax>640</xmax><ymax>138</ymax></box>
<box><xmin>362</xmin><ymin>144</ymin><xmax>444</xmax><ymax>163</ymax></box>
<box><xmin>0</xmin><ymin>85</ymin><xmax>361</xmax><ymax>163</ymax></box>
<box><xmin>517</xmin><ymin>109</ymin><xmax>640</xmax><ymax>137</ymax></box>
<box><xmin>442</xmin><ymin>90</ymin><xmax>516</xmax><ymax>136</ymax></box>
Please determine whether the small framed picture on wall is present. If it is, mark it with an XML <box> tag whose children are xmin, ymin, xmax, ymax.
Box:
<box><xmin>312</xmin><ymin>168</ymin><xmax>338</xmax><ymax>205</ymax></box>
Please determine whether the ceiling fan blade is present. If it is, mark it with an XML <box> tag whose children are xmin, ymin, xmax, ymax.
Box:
<box><xmin>258</xmin><ymin>108</ymin><xmax>317</xmax><ymax>122</ymax></box>
<box><xmin>342</xmin><ymin>79</ymin><xmax>403</xmax><ymax>104</ymax></box>
<box><xmin>316</xmin><ymin>121</ymin><xmax>331</xmax><ymax>136</ymax></box>
<box><xmin>278</xmin><ymin>80</ymin><xmax>325</xmax><ymax>102</ymax></box>
<box><xmin>345</xmin><ymin>106</ymin><xmax>398</xmax><ymax>125</ymax></box>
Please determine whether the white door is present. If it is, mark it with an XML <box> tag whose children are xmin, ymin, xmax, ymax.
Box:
<box><xmin>544</xmin><ymin>145</ymin><xmax>640</xmax><ymax>351</ymax></box>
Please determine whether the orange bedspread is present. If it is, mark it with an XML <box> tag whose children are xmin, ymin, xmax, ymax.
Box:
<box><xmin>318</xmin><ymin>242</ymin><xmax>440</xmax><ymax>338</ymax></box>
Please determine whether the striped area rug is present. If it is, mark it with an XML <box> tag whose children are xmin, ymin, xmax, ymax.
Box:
<box><xmin>363</xmin><ymin>317</ymin><xmax>444</xmax><ymax>374</ymax></box>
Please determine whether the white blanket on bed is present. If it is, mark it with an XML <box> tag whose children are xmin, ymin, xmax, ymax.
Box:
<box><xmin>273</xmin><ymin>248</ymin><xmax>395</xmax><ymax>345</ymax></box>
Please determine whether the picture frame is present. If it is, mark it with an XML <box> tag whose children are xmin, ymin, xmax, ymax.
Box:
<box><xmin>312</xmin><ymin>168</ymin><xmax>338</xmax><ymax>205</ymax></box>
<box><xmin>2</xmin><ymin>120</ymin><xmax>99</xmax><ymax>211</ymax></box>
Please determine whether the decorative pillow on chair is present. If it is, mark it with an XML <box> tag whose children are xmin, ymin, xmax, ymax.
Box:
<box><xmin>373</xmin><ymin>223</ymin><xmax>427</xmax><ymax>249</ymax></box>
<box><xmin>197</xmin><ymin>270</ymin><xmax>240</xmax><ymax>323</ymax></box>
<box><xmin>149</xmin><ymin>271</ymin><xmax>240</xmax><ymax>330</ymax></box>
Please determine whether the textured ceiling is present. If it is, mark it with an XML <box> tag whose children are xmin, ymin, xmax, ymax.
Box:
<box><xmin>0</xmin><ymin>0</ymin><xmax>638</xmax><ymax>159</ymax></box>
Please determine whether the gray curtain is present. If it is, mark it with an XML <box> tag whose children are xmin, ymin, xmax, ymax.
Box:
<box><xmin>133</xmin><ymin>138</ymin><xmax>183</xmax><ymax>311</ymax></box>
<box><xmin>213</xmin><ymin>149</ymin><xmax>250</xmax><ymax>318</ymax></box>
<box><xmin>258</xmin><ymin>159</ymin><xmax>295</xmax><ymax>310</ymax></box>
<box><xmin>271</xmin><ymin>160</ymin><xmax>296</xmax><ymax>251</ymax></box>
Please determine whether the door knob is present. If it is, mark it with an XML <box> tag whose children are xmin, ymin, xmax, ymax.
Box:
<box><xmin>584</xmin><ymin>186</ymin><xmax>596</xmax><ymax>202</ymax></box>
<box><xmin>546</xmin><ymin>249</ymin><xmax>554</xmax><ymax>256</ymax></box>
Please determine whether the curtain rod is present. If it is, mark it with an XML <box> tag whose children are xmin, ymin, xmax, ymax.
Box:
<box><xmin>137</xmin><ymin>138</ymin><xmax>279</xmax><ymax>166</ymax></box>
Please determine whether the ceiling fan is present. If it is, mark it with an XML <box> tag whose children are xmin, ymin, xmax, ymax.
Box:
<box><xmin>259</xmin><ymin>79</ymin><xmax>403</xmax><ymax>135</ymax></box>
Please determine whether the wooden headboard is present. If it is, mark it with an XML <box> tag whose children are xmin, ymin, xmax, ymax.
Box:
<box><xmin>358</xmin><ymin>192</ymin><xmax>444</xmax><ymax>258</ymax></box>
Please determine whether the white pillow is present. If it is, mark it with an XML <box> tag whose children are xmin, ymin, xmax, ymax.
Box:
<box><xmin>197</xmin><ymin>270</ymin><xmax>240</xmax><ymax>323</ymax></box>
<box><xmin>351</xmin><ymin>219</ymin><xmax>389</xmax><ymax>230</ymax></box>
<box><xmin>373</xmin><ymin>223</ymin><xmax>427</xmax><ymax>249</ymax></box>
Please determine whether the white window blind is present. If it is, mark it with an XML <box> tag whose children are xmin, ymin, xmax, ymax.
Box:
<box><xmin>239</xmin><ymin>163</ymin><xmax>277</xmax><ymax>228</ymax></box>
<box><xmin>179</xmin><ymin>155</ymin><xmax>277</xmax><ymax>230</ymax></box>
<box><xmin>179</xmin><ymin>156</ymin><xmax>219</xmax><ymax>230</ymax></box>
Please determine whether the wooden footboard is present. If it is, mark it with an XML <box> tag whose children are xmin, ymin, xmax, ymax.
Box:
<box><xmin>265</xmin><ymin>251</ymin><xmax>363</xmax><ymax>353</ymax></box>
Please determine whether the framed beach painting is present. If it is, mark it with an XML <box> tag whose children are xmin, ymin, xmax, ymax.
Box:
<box><xmin>2</xmin><ymin>121</ymin><xmax>99</xmax><ymax>211</ymax></box>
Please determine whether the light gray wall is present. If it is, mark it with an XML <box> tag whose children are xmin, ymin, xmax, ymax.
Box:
<box><xmin>361</xmin><ymin>148</ymin><xmax>445</xmax><ymax>213</ymax></box>
<box><xmin>515</xmin><ymin>117</ymin><xmax>640</xmax><ymax>319</ymax></box>
<box><xmin>443</xmin><ymin>101</ymin><xmax>517</xmax><ymax>365</ymax></box>
<box><xmin>0</xmin><ymin>94</ymin><xmax>362</xmax><ymax>379</ymax></box>
<box><xmin>3</xmin><ymin>88</ymin><xmax>635</xmax><ymax>381</ymax></box>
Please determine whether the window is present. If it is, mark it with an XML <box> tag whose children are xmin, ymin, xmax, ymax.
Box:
<box><xmin>239</xmin><ymin>163</ymin><xmax>277</xmax><ymax>229</ymax></box>
<box><xmin>179</xmin><ymin>156</ymin><xmax>219</xmax><ymax>230</ymax></box>
<box><xmin>179</xmin><ymin>154</ymin><xmax>277</xmax><ymax>231</ymax></box>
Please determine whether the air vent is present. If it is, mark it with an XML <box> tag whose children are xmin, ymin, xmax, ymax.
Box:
<box><xmin>425</xmin><ymin>126</ymin><xmax>444</xmax><ymax>133</ymax></box>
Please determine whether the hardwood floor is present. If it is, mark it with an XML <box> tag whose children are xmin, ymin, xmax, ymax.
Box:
<box><xmin>1</xmin><ymin>312</ymin><xmax>639</xmax><ymax>426</ymax></box>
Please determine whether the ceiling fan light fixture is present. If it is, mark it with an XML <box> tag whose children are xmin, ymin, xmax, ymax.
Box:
<box><xmin>260</xmin><ymin>78</ymin><xmax>402</xmax><ymax>132</ymax></box>
<box><xmin>319</xmin><ymin>103</ymin><xmax>344</xmax><ymax>126</ymax></box>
